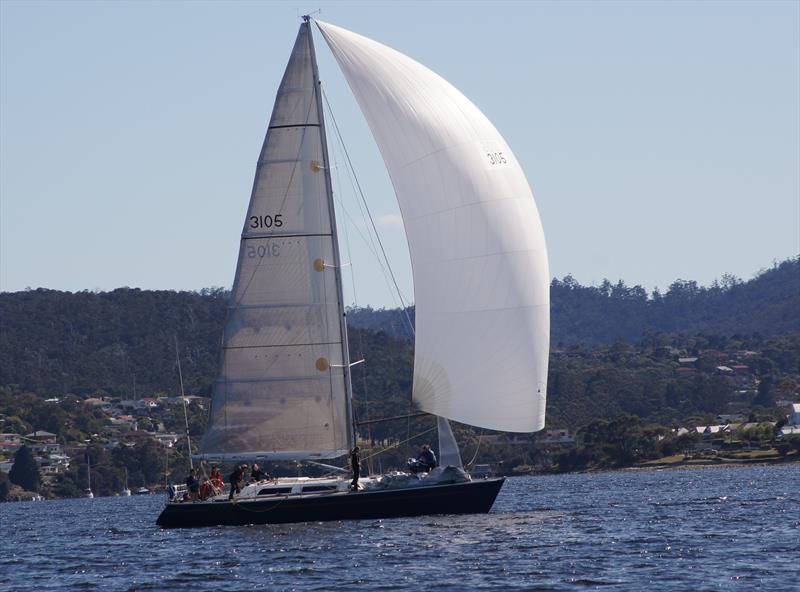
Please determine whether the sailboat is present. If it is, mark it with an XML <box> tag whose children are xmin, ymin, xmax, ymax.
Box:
<box><xmin>121</xmin><ymin>467</ymin><xmax>131</xmax><ymax>496</ymax></box>
<box><xmin>85</xmin><ymin>455</ymin><xmax>94</xmax><ymax>499</ymax></box>
<box><xmin>156</xmin><ymin>17</ymin><xmax>548</xmax><ymax>529</ymax></box>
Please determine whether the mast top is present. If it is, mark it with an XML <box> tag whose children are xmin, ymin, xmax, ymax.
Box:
<box><xmin>301</xmin><ymin>9</ymin><xmax>321</xmax><ymax>23</ymax></box>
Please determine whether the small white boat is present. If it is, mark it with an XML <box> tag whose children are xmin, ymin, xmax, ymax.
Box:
<box><xmin>136</xmin><ymin>487</ymin><xmax>150</xmax><ymax>495</ymax></box>
<box><xmin>85</xmin><ymin>456</ymin><xmax>94</xmax><ymax>498</ymax></box>
<box><xmin>121</xmin><ymin>468</ymin><xmax>131</xmax><ymax>496</ymax></box>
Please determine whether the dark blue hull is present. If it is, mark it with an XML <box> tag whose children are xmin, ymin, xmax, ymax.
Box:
<box><xmin>156</xmin><ymin>477</ymin><xmax>505</xmax><ymax>528</ymax></box>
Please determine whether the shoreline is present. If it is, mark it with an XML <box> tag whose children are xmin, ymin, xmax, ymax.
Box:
<box><xmin>507</xmin><ymin>453</ymin><xmax>799</xmax><ymax>478</ymax></box>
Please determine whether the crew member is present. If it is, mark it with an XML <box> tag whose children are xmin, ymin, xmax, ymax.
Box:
<box><xmin>228</xmin><ymin>464</ymin><xmax>246</xmax><ymax>500</ymax></box>
<box><xmin>250</xmin><ymin>463</ymin><xmax>268</xmax><ymax>482</ymax></box>
<box><xmin>185</xmin><ymin>468</ymin><xmax>200</xmax><ymax>501</ymax></box>
<box><xmin>350</xmin><ymin>446</ymin><xmax>361</xmax><ymax>491</ymax></box>
<box><xmin>209</xmin><ymin>465</ymin><xmax>224</xmax><ymax>493</ymax></box>
<box><xmin>418</xmin><ymin>444</ymin><xmax>437</xmax><ymax>472</ymax></box>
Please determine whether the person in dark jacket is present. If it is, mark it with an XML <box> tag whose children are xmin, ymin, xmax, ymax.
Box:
<box><xmin>250</xmin><ymin>463</ymin><xmax>268</xmax><ymax>482</ymax></box>
<box><xmin>350</xmin><ymin>446</ymin><xmax>361</xmax><ymax>491</ymax></box>
<box><xmin>228</xmin><ymin>465</ymin><xmax>246</xmax><ymax>500</ymax></box>
<box><xmin>418</xmin><ymin>444</ymin><xmax>437</xmax><ymax>471</ymax></box>
<box><xmin>185</xmin><ymin>469</ymin><xmax>200</xmax><ymax>501</ymax></box>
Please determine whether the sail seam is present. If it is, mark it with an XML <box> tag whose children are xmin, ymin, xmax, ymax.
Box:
<box><xmin>228</xmin><ymin>302</ymin><xmax>336</xmax><ymax>310</ymax></box>
<box><xmin>242</xmin><ymin>232</ymin><xmax>332</xmax><ymax>240</ymax></box>
<box><xmin>223</xmin><ymin>341</ymin><xmax>343</xmax><ymax>350</ymax></box>
<box><xmin>268</xmin><ymin>123</ymin><xmax>321</xmax><ymax>129</ymax></box>
<box><xmin>405</xmin><ymin>195</ymin><xmax>536</xmax><ymax>224</ymax></box>
<box><xmin>215</xmin><ymin>376</ymin><xmax>335</xmax><ymax>384</ymax></box>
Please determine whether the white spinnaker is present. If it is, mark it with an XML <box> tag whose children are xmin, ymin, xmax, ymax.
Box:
<box><xmin>317</xmin><ymin>20</ymin><xmax>549</xmax><ymax>433</ymax></box>
<box><xmin>199</xmin><ymin>23</ymin><xmax>350</xmax><ymax>460</ymax></box>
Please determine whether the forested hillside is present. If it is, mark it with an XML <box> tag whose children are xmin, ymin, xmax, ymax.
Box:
<box><xmin>0</xmin><ymin>257</ymin><xmax>796</xmax><ymax>401</ymax></box>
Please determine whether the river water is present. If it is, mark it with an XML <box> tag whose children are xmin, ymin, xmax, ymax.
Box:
<box><xmin>1</xmin><ymin>464</ymin><xmax>798</xmax><ymax>591</ymax></box>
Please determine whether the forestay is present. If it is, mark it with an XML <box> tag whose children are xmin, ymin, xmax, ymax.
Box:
<box><xmin>317</xmin><ymin>20</ymin><xmax>550</xmax><ymax>433</ymax></box>
<box><xmin>199</xmin><ymin>22</ymin><xmax>351</xmax><ymax>461</ymax></box>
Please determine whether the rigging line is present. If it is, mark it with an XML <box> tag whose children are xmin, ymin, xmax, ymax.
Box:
<box><xmin>361</xmin><ymin>425</ymin><xmax>437</xmax><ymax>463</ymax></box>
<box><xmin>321</xmin><ymin>90</ymin><xmax>377</xmax><ymax>474</ymax></box>
<box><xmin>465</xmin><ymin>429</ymin><xmax>484</xmax><ymax>469</ymax></box>
<box><xmin>355</xmin><ymin>411</ymin><xmax>429</xmax><ymax>426</ymax></box>
<box><xmin>328</xmin><ymin>132</ymin><xmax>409</xmax><ymax>318</ymax></box>
<box><xmin>174</xmin><ymin>335</ymin><xmax>193</xmax><ymax>470</ymax></box>
<box><xmin>326</xmin><ymin>97</ymin><xmax>413</xmax><ymax>322</ymax></box>
<box><xmin>334</xmin><ymin>193</ymin><xmax>409</xmax><ymax>312</ymax></box>
<box><xmin>321</xmin><ymin>87</ymin><xmax>415</xmax><ymax>338</ymax></box>
<box><xmin>327</xmin><ymin>125</ymin><xmax>404</xmax><ymax>311</ymax></box>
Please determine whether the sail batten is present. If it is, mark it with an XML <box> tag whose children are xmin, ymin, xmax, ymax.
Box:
<box><xmin>317</xmin><ymin>20</ymin><xmax>550</xmax><ymax>433</ymax></box>
<box><xmin>199</xmin><ymin>22</ymin><xmax>351</xmax><ymax>460</ymax></box>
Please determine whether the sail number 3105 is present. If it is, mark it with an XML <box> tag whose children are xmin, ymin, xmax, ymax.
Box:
<box><xmin>249</xmin><ymin>214</ymin><xmax>283</xmax><ymax>229</ymax></box>
<box><xmin>486</xmin><ymin>151</ymin><xmax>508</xmax><ymax>166</ymax></box>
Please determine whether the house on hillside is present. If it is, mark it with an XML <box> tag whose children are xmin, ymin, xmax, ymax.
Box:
<box><xmin>84</xmin><ymin>397</ymin><xmax>113</xmax><ymax>411</ymax></box>
<box><xmin>26</xmin><ymin>431</ymin><xmax>57</xmax><ymax>444</ymax></box>
<box><xmin>153</xmin><ymin>433</ymin><xmax>180</xmax><ymax>448</ymax></box>
<box><xmin>538</xmin><ymin>428</ymin><xmax>575</xmax><ymax>447</ymax></box>
<box><xmin>37</xmin><ymin>453</ymin><xmax>70</xmax><ymax>475</ymax></box>
<box><xmin>695</xmin><ymin>425</ymin><xmax>730</xmax><ymax>437</ymax></box>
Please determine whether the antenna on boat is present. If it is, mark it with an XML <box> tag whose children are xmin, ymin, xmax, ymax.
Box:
<box><xmin>174</xmin><ymin>335</ymin><xmax>194</xmax><ymax>470</ymax></box>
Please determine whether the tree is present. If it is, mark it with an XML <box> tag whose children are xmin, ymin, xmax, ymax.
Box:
<box><xmin>0</xmin><ymin>471</ymin><xmax>10</xmax><ymax>501</ymax></box>
<box><xmin>8</xmin><ymin>445</ymin><xmax>40</xmax><ymax>492</ymax></box>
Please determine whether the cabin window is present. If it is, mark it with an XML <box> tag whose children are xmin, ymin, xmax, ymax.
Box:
<box><xmin>301</xmin><ymin>485</ymin><xmax>336</xmax><ymax>493</ymax></box>
<box><xmin>257</xmin><ymin>487</ymin><xmax>292</xmax><ymax>496</ymax></box>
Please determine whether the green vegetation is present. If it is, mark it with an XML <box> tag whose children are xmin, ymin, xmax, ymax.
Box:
<box><xmin>9</xmin><ymin>446</ymin><xmax>39</xmax><ymax>492</ymax></box>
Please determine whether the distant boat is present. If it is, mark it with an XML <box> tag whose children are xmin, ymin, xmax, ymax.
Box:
<box><xmin>85</xmin><ymin>455</ymin><xmax>94</xmax><ymax>499</ymax></box>
<box><xmin>136</xmin><ymin>487</ymin><xmax>150</xmax><ymax>495</ymax></box>
<box><xmin>156</xmin><ymin>17</ymin><xmax>549</xmax><ymax>529</ymax></box>
<box><xmin>121</xmin><ymin>467</ymin><xmax>131</xmax><ymax>497</ymax></box>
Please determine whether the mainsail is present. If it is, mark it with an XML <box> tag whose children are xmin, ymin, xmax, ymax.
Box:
<box><xmin>317</xmin><ymin>21</ymin><xmax>550</xmax><ymax>433</ymax></box>
<box><xmin>199</xmin><ymin>22</ymin><xmax>352</xmax><ymax>460</ymax></box>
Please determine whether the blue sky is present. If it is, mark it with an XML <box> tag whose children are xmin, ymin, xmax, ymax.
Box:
<box><xmin>1</xmin><ymin>0</ymin><xmax>798</xmax><ymax>307</ymax></box>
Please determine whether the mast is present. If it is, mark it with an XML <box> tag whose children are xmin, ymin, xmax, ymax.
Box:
<box><xmin>306</xmin><ymin>15</ymin><xmax>356</xmax><ymax>451</ymax></box>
